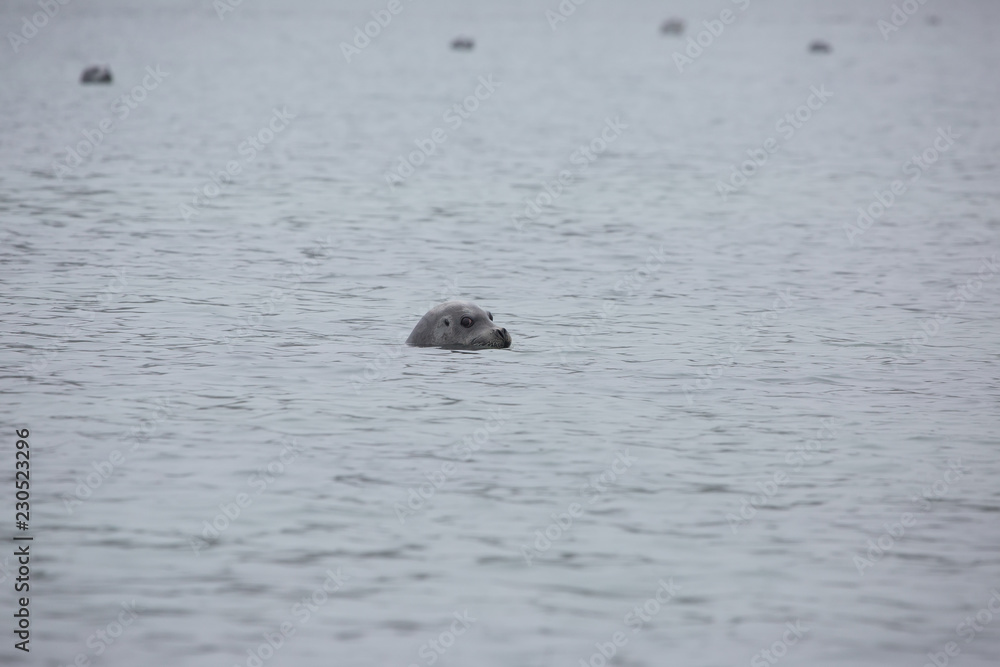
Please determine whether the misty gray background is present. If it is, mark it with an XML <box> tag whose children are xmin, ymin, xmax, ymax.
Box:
<box><xmin>1</xmin><ymin>0</ymin><xmax>999</xmax><ymax>666</ymax></box>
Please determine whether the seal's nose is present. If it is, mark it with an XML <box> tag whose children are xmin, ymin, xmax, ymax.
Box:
<box><xmin>496</xmin><ymin>328</ymin><xmax>511</xmax><ymax>348</ymax></box>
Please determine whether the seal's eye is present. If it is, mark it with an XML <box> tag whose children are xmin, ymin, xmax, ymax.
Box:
<box><xmin>443</xmin><ymin>318</ymin><xmax>450</xmax><ymax>327</ymax></box>
<box><xmin>461</xmin><ymin>316</ymin><xmax>474</xmax><ymax>328</ymax></box>
<box><xmin>488</xmin><ymin>312</ymin><xmax>493</xmax><ymax>321</ymax></box>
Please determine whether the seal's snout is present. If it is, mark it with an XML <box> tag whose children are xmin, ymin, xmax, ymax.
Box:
<box><xmin>495</xmin><ymin>328</ymin><xmax>512</xmax><ymax>348</ymax></box>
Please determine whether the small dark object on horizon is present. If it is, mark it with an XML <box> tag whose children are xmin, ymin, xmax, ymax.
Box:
<box><xmin>660</xmin><ymin>18</ymin><xmax>685</xmax><ymax>35</ymax></box>
<box><xmin>451</xmin><ymin>37</ymin><xmax>474</xmax><ymax>51</ymax></box>
<box><xmin>809</xmin><ymin>41</ymin><xmax>832</xmax><ymax>54</ymax></box>
<box><xmin>81</xmin><ymin>66</ymin><xmax>112</xmax><ymax>83</ymax></box>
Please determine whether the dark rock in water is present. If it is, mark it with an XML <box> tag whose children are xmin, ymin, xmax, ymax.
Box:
<box><xmin>660</xmin><ymin>18</ymin><xmax>685</xmax><ymax>35</ymax></box>
<box><xmin>81</xmin><ymin>66</ymin><xmax>112</xmax><ymax>83</ymax></box>
<box><xmin>809</xmin><ymin>41</ymin><xmax>832</xmax><ymax>54</ymax></box>
<box><xmin>451</xmin><ymin>37</ymin><xmax>474</xmax><ymax>51</ymax></box>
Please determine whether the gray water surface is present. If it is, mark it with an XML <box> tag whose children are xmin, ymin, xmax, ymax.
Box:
<box><xmin>2</xmin><ymin>1</ymin><xmax>1000</xmax><ymax>666</ymax></box>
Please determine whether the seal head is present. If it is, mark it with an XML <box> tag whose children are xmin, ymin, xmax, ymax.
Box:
<box><xmin>406</xmin><ymin>301</ymin><xmax>511</xmax><ymax>349</ymax></box>
<box><xmin>81</xmin><ymin>65</ymin><xmax>113</xmax><ymax>83</ymax></box>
